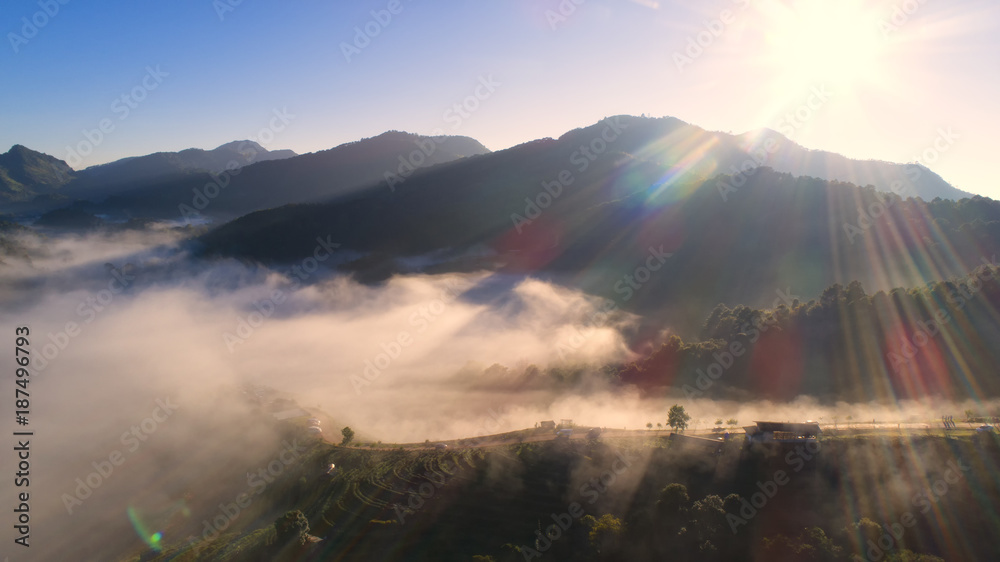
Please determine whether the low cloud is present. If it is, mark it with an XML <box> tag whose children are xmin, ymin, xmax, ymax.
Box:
<box><xmin>2</xmin><ymin>229</ymin><xmax>994</xmax><ymax>558</ymax></box>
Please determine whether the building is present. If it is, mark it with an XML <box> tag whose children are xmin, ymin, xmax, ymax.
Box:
<box><xmin>743</xmin><ymin>421</ymin><xmax>820</xmax><ymax>444</ymax></box>
<box><xmin>272</xmin><ymin>408</ymin><xmax>309</xmax><ymax>421</ymax></box>
<box><xmin>668</xmin><ymin>432</ymin><xmax>725</xmax><ymax>455</ymax></box>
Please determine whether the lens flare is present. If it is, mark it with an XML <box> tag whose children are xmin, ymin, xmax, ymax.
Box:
<box><xmin>127</xmin><ymin>499</ymin><xmax>191</xmax><ymax>552</ymax></box>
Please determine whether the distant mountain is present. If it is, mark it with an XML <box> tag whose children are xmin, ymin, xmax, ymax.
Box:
<box><xmin>70</xmin><ymin>140</ymin><xmax>300</xmax><ymax>197</ymax></box>
<box><xmin>32</xmin><ymin>205</ymin><xmax>106</xmax><ymax>230</ymax></box>
<box><xmin>547</xmin><ymin>117</ymin><xmax>968</xmax><ymax>201</ymax></box>
<box><xmin>89</xmin><ymin>131</ymin><xmax>490</xmax><ymax>220</ymax></box>
<box><xmin>745</xmin><ymin>129</ymin><xmax>971</xmax><ymax>201</ymax></box>
<box><xmin>0</xmin><ymin>141</ymin><xmax>299</xmax><ymax>214</ymax></box>
<box><xmin>196</xmin><ymin>116</ymin><xmax>998</xmax><ymax>333</ymax></box>
<box><xmin>6</xmin><ymin>115</ymin><xmax>969</xmax><ymax>223</ymax></box>
<box><xmin>0</xmin><ymin>216</ymin><xmax>35</xmax><ymax>268</ymax></box>
<box><xmin>0</xmin><ymin>145</ymin><xmax>75</xmax><ymax>203</ymax></box>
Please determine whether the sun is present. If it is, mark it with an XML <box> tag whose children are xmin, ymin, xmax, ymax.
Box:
<box><xmin>760</xmin><ymin>0</ymin><xmax>887</xmax><ymax>92</ymax></box>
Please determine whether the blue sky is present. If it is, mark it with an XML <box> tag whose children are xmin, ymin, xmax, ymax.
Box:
<box><xmin>2</xmin><ymin>0</ymin><xmax>999</xmax><ymax>197</ymax></box>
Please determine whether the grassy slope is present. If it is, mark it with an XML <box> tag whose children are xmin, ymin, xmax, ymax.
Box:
<box><xmin>128</xmin><ymin>427</ymin><xmax>1000</xmax><ymax>562</ymax></box>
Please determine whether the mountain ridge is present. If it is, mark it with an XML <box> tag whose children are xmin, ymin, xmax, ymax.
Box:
<box><xmin>2</xmin><ymin>115</ymin><xmax>975</xmax><ymax>220</ymax></box>
<box><xmin>0</xmin><ymin>144</ymin><xmax>75</xmax><ymax>202</ymax></box>
<box><xmin>193</xmin><ymin>120</ymin><xmax>1000</xmax><ymax>334</ymax></box>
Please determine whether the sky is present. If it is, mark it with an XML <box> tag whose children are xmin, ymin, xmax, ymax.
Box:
<box><xmin>2</xmin><ymin>0</ymin><xmax>999</xmax><ymax>197</ymax></box>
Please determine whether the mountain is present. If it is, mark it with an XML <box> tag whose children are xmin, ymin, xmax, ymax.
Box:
<box><xmin>546</xmin><ymin>117</ymin><xmax>968</xmax><ymax>201</ymax></box>
<box><xmin>69</xmin><ymin>140</ymin><xmax>300</xmax><ymax>197</ymax></box>
<box><xmin>749</xmin><ymin>129</ymin><xmax>971</xmax><ymax>201</ymax></box>
<box><xmin>9</xmin><ymin>115</ymin><xmax>968</xmax><ymax>222</ymax></box>
<box><xmin>0</xmin><ymin>216</ymin><xmax>35</xmax><ymax>269</ymax></box>
<box><xmin>196</xmin><ymin>116</ymin><xmax>998</xmax><ymax>333</ymax></box>
<box><xmin>86</xmin><ymin>131</ymin><xmax>491</xmax><ymax>220</ymax></box>
<box><xmin>3</xmin><ymin>133</ymin><xmax>487</xmax><ymax>220</ymax></box>
<box><xmin>0</xmin><ymin>141</ymin><xmax>298</xmax><ymax>213</ymax></box>
<box><xmin>172</xmin><ymin>115</ymin><xmax>965</xmax><ymax>228</ymax></box>
<box><xmin>141</xmin><ymin>433</ymin><xmax>996</xmax><ymax>562</ymax></box>
<box><xmin>0</xmin><ymin>144</ymin><xmax>76</xmax><ymax>203</ymax></box>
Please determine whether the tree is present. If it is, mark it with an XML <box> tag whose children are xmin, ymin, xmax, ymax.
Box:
<box><xmin>668</xmin><ymin>404</ymin><xmax>691</xmax><ymax>432</ymax></box>
<box><xmin>657</xmin><ymin>483</ymin><xmax>690</xmax><ymax>514</ymax></box>
<box><xmin>654</xmin><ymin>484</ymin><xmax>692</xmax><ymax>552</ymax></box>
<box><xmin>274</xmin><ymin>510</ymin><xmax>310</xmax><ymax>546</ymax></box>
<box><xmin>762</xmin><ymin>527</ymin><xmax>842</xmax><ymax>561</ymax></box>
<box><xmin>690</xmin><ymin>495</ymin><xmax>728</xmax><ymax>550</ymax></box>
<box><xmin>714</xmin><ymin>418</ymin><xmax>723</xmax><ymax>432</ymax></box>
<box><xmin>726</xmin><ymin>418</ymin><xmax>738</xmax><ymax>428</ymax></box>
<box><xmin>583</xmin><ymin>513</ymin><xmax>625</xmax><ymax>557</ymax></box>
<box><xmin>647</xmin><ymin>422</ymin><xmax>653</xmax><ymax>430</ymax></box>
<box><xmin>657</xmin><ymin>422</ymin><xmax>663</xmax><ymax>429</ymax></box>
<box><xmin>341</xmin><ymin>426</ymin><xmax>355</xmax><ymax>446</ymax></box>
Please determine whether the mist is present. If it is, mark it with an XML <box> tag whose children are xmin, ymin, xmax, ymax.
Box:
<box><xmin>1</xmin><ymin>229</ymin><xmax>994</xmax><ymax>559</ymax></box>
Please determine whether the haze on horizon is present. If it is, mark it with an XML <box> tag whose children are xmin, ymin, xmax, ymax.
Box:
<box><xmin>2</xmin><ymin>0</ymin><xmax>999</xmax><ymax>197</ymax></box>
<box><xmin>2</xmin><ymin>224</ymin><xmax>998</xmax><ymax>559</ymax></box>
<box><xmin>3</xmin><ymin>0</ymin><xmax>1000</xmax><ymax>556</ymax></box>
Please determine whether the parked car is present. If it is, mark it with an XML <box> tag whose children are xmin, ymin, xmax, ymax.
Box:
<box><xmin>434</xmin><ymin>443</ymin><xmax>449</xmax><ymax>450</ymax></box>
<box><xmin>976</xmin><ymin>425</ymin><xmax>995</xmax><ymax>433</ymax></box>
